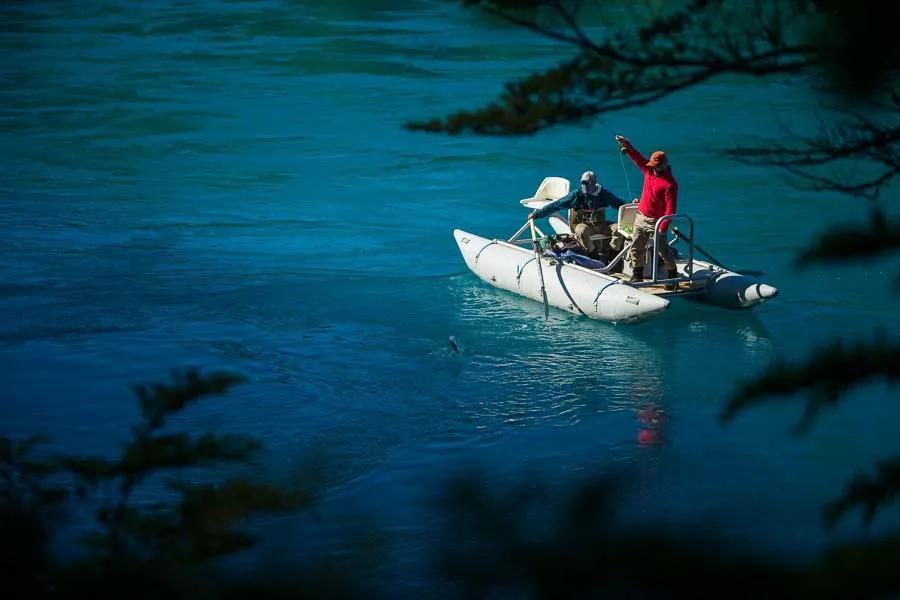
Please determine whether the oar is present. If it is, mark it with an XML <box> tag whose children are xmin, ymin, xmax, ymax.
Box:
<box><xmin>671</xmin><ymin>227</ymin><xmax>765</xmax><ymax>277</ymax></box>
<box><xmin>529</xmin><ymin>218</ymin><xmax>550</xmax><ymax>320</ymax></box>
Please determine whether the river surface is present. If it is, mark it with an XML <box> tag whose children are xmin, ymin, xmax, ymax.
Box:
<box><xmin>2</xmin><ymin>0</ymin><xmax>899</xmax><ymax>592</ymax></box>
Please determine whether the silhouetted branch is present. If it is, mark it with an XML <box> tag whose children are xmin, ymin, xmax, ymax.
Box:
<box><xmin>723</xmin><ymin>337</ymin><xmax>900</xmax><ymax>434</ymax></box>
<box><xmin>1</xmin><ymin>435</ymin><xmax>69</xmax><ymax>597</ymax></box>
<box><xmin>794</xmin><ymin>209</ymin><xmax>900</xmax><ymax>265</ymax></box>
<box><xmin>134</xmin><ymin>369</ymin><xmax>246</xmax><ymax>432</ymax></box>
<box><xmin>727</xmin><ymin>104</ymin><xmax>900</xmax><ymax>200</ymax></box>
<box><xmin>61</xmin><ymin>457</ymin><xmax>118</xmax><ymax>488</ymax></box>
<box><xmin>119</xmin><ymin>433</ymin><xmax>261</xmax><ymax>476</ymax></box>
<box><xmin>824</xmin><ymin>460</ymin><xmax>900</xmax><ymax>528</ymax></box>
<box><xmin>410</xmin><ymin>0</ymin><xmax>818</xmax><ymax>134</ymax></box>
<box><xmin>45</xmin><ymin>369</ymin><xmax>319</xmax><ymax>570</ymax></box>
<box><xmin>170</xmin><ymin>478</ymin><xmax>307</xmax><ymax>560</ymax></box>
<box><xmin>1</xmin><ymin>435</ymin><xmax>66</xmax><ymax>506</ymax></box>
<box><xmin>439</xmin><ymin>472</ymin><xmax>797</xmax><ymax>596</ymax></box>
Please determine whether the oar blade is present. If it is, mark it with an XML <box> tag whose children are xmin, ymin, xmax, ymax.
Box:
<box><xmin>541</xmin><ymin>288</ymin><xmax>549</xmax><ymax>320</ymax></box>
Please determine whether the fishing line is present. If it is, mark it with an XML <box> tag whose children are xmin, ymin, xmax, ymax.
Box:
<box><xmin>597</xmin><ymin>117</ymin><xmax>634</xmax><ymax>202</ymax></box>
<box><xmin>619</xmin><ymin>150</ymin><xmax>633</xmax><ymax>201</ymax></box>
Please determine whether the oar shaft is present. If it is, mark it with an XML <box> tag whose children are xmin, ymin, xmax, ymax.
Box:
<box><xmin>673</xmin><ymin>227</ymin><xmax>727</xmax><ymax>269</ymax></box>
<box><xmin>529</xmin><ymin>219</ymin><xmax>550</xmax><ymax>320</ymax></box>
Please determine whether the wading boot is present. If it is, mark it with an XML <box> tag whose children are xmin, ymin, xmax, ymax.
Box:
<box><xmin>664</xmin><ymin>268</ymin><xmax>679</xmax><ymax>291</ymax></box>
<box><xmin>629</xmin><ymin>267</ymin><xmax>644</xmax><ymax>285</ymax></box>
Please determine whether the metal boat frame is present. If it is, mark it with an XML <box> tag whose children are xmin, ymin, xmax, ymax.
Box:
<box><xmin>508</xmin><ymin>209</ymin><xmax>701</xmax><ymax>294</ymax></box>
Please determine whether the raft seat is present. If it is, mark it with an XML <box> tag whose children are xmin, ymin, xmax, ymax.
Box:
<box><xmin>520</xmin><ymin>176</ymin><xmax>570</xmax><ymax>208</ymax></box>
<box><xmin>616</xmin><ymin>203</ymin><xmax>638</xmax><ymax>240</ymax></box>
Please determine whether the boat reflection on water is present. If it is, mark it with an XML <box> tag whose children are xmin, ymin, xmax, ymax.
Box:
<box><xmin>450</xmin><ymin>282</ymin><xmax>670</xmax><ymax>447</ymax></box>
<box><xmin>610</xmin><ymin>345</ymin><xmax>668</xmax><ymax>447</ymax></box>
<box><xmin>450</xmin><ymin>278</ymin><xmax>782</xmax><ymax>453</ymax></box>
<box><xmin>637</xmin><ymin>404</ymin><xmax>668</xmax><ymax>446</ymax></box>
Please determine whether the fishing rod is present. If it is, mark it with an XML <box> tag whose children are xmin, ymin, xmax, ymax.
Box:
<box><xmin>596</xmin><ymin>118</ymin><xmax>617</xmax><ymax>137</ymax></box>
<box><xmin>618</xmin><ymin>141</ymin><xmax>634</xmax><ymax>201</ymax></box>
<box><xmin>671</xmin><ymin>227</ymin><xmax>765</xmax><ymax>276</ymax></box>
<box><xmin>596</xmin><ymin>117</ymin><xmax>635</xmax><ymax>202</ymax></box>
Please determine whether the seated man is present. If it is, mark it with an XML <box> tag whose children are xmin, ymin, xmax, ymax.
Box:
<box><xmin>527</xmin><ymin>171</ymin><xmax>627</xmax><ymax>259</ymax></box>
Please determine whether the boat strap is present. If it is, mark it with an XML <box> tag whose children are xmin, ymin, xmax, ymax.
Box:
<box><xmin>474</xmin><ymin>241</ymin><xmax>498</xmax><ymax>265</ymax></box>
<box><xmin>517</xmin><ymin>257</ymin><xmax>536</xmax><ymax>284</ymax></box>
<box><xmin>593</xmin><ymin>281</ymin><xmax>619</xmax><ymax>310</ymax></box>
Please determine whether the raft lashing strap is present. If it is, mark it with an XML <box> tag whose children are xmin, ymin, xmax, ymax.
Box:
<box><xmin>593</xmin><ymin>281</ymin><xmax>618</xmax><ymax>311</ymax></box>
<box><xmin>474</xmin><ymin>241</ymin><xmax>498</xmax><ymax>266</ymax></box>
<box><xmin>517</xmin><ymin>257</ymin><xmax>536</xmax><ymax>284</ymax></box>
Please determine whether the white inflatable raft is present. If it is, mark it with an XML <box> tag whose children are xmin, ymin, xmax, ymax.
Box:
<box><xmin>453</xmin><ymin>176</ymin><xmax>778</xmax><ymax>324</ymax></box>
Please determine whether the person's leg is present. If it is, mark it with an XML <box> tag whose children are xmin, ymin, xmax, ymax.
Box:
<box><xmin>655</xmin><ymin>230</ymin><xmax>678</xmax><ymax>289</ymax></box>
<box><xmin>597</xmin><ymin>221</ymin><xmax>614</xmax><ymax>237</ymax></box>
<box><xmin>573</xmin><ymin>223</ymin><xmax>595</xmax><ymax>255</ymax></box>
<box><xmin>628</xmin><ymin>214</ymin><xmax>651</xmax><ymax>274</ymax></box>
<box><xmin>654</xmin><ymin>228</ymin><xmax>676</xmax><ymax>270</ymax></box>
<box><xmin>603</xmin><ymin>222</ymin><xmax>623</xmax><ymax>271</ymax></box>
<box><xmin>604</xmin><ymin>221</ymin><xmax>622</xmax><ymax>238</ymax></box>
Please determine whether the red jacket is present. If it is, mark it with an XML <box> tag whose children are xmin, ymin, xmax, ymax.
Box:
<box><xmin>625</xmin><ymin>147</ymin><xmax>678</xmax><ymax>232</ymax></box>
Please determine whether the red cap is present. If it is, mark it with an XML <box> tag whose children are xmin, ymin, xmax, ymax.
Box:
<box><xmin>646</xmin><ymin>150</ymin><xmax>667</xmax><ymax>168</ymax></box>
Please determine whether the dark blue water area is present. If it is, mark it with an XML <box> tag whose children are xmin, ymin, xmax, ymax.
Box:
<box><xmin>2</xmin><ymin>0</ymin><xmax>900</xmax><ymax>591</ymax></box>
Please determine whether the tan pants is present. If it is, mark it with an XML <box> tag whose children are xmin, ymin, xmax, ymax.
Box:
<box><xmin>573</xmin><ymin>221</ymin><xmax>619</xmax><ymax>256</ymax></box>
<box><xmin>628</xmin><ymin>212</ymin><xmax>676</xmax><ymax>270</ymax></box>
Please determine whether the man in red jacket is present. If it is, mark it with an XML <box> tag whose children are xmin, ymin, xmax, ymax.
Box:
<box><xmin>616</xmin><ymin>135</ymin><xmax>679</xmax><ymax>288</ymax></box>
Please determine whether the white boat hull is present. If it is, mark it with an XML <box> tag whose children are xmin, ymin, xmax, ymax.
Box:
<box><xmin>453</xmin><ymin>230</ymin><xmax>670</xmax><ymax>323</ymax></box>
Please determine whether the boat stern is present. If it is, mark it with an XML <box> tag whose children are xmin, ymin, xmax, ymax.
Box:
<box><xmin>704</xmin><ymin>271</ymin><xmax>779</xmax><ymax>309</ymax></box>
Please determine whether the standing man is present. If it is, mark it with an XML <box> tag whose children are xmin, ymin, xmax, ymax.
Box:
<box><xmin>616</xmin><ymin>135</ymin><xmax>679</xmax><ymax>288</ymax></box>
<box><xmin>528</xmin><ymin>171</ymin><xmax>626</xmax><ymax>259</ymax></box>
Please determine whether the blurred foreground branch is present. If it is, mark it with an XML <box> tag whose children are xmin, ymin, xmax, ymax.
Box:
<box><xmin>723</xmin><ymin>336</ymin><xmax>900</xmax><ymax>434</ymax></box>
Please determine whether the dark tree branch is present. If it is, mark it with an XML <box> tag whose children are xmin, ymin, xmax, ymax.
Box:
<box><xmin>727</xmin><ymin>106</ymin><xmax>900</xmax><ymax>199</ymax></box>
<box><xmin>722</xmin><ymin>337</ymin><xmax>900</xmax><ymax>434</ymax></box>
<box><xmin>824</xmin><ymin>460</ymin><xmax>900</xmax><ymax>528</ymax></box>
<box><xmin>793</xmin><ymin>209</ymin><xmax>900</xmax><ymax>264</ymax></box>
<box><xmin>410</xmin><ymin>0</ymin><xmax>818</xmax><ymax>134</ymax></box>
<box><xmin>133</xmin><ymin>369</ymin><xmax>246</xmax><ymax>432</ymax></box>
<box><xmin>119</xmin><ymin>433</ymin><xmax>261</xmax><ymax>476</ymax></box>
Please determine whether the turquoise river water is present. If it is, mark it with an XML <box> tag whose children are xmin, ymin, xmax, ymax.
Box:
<box><xmin>2</xmin><ymin>0</ymin><xmax>899</xmax><ymax>593</ymax></box>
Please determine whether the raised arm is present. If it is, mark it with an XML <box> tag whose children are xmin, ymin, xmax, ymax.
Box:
<box><xmin>616</xmin><ymin>135</ymin><xmax>651</xmax><ymax>175</ymax></box>
<box><xmin>624</xmin><ymin>147</ymin><xmax>652</xmax><ymax>176</ymax></box>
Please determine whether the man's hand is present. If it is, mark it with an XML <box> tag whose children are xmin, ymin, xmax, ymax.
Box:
<box><xmin>615</xmin><ymin>135</ymin><xmax>631</xmax><ymax>151</ymax></box>
<box><xmin>659</xmin><ymin>215</ymin><xmax>673</xmax><ymax>234</ymax></box>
